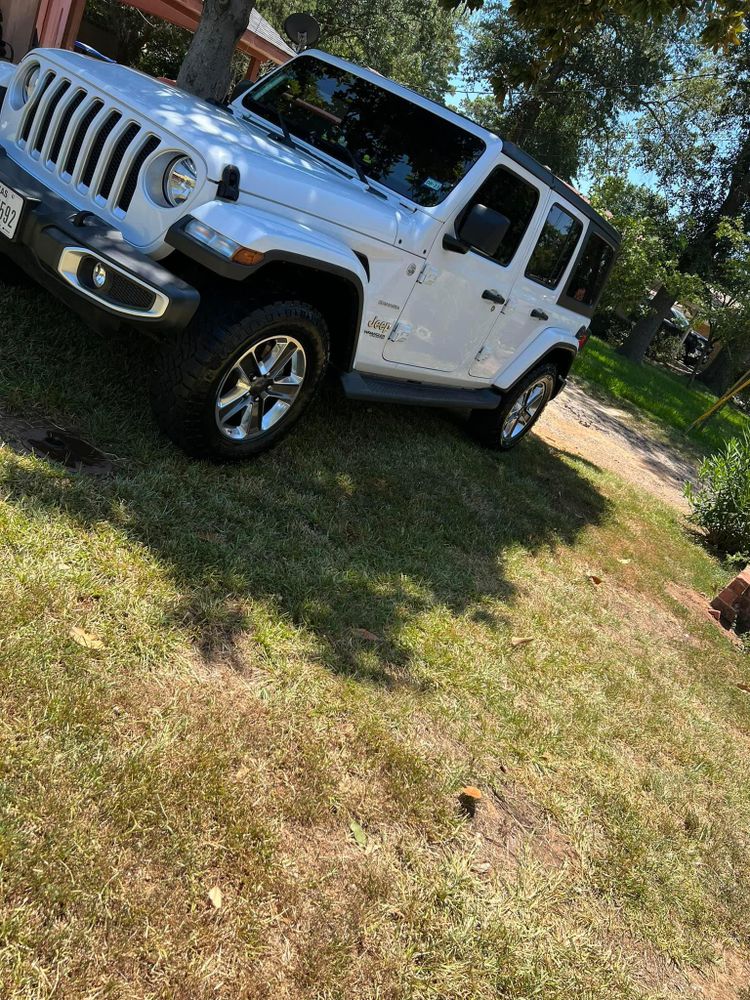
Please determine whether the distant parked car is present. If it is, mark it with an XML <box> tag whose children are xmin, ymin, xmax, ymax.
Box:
<box><xmin>683</xmin><ymin>330</ymin><xmax>711</xmax><ymax>366</ymax></box>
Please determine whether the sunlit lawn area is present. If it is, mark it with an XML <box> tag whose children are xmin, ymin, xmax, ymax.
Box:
<box><xmin>1</xmin><ymin>283</ymin><xmax>749</xmax><ymax>998</ymax></box>
<box><xmin>576</xmin><ymin>336</ymin><xmax>750</xmax><ymax>454</ymax></box>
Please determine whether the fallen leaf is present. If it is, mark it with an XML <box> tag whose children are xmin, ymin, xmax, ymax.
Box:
<box><xmin>198</xmin><ymin>531</ymin><xmax>224</xmax><ymax>543</ymax></box>
<box><xmin>234</xmin><ymin>766</ymin><xmax>250</xmax><ymax>781</ymax></box>
<box><xmin>458</xmin><ymin>786</ymin><xmax>482</xmax><ymax>817</ymax></box>
<box><xmin>208</xmin><ymin>886</ymin><xmax>223</xmax><ymax>909</ymax></box>
<box><xmin>69</xmin><ymin>627</ymin><xmax>105</xmax><ymax>650</ymax></box>
<box><xmin>352</xmin><ymin>628</ymin><xmax>379</xmax><ymax>642</ymax></box>
<box><xmin>617</xmin><ymin>558</ymin><xmax>632</xmax><ymax>565</ymax></box>
<box><xmin>350</xmin><ymin>820</ymin><xmax>368</xmax><ymax>848</ymax></box>
<box><xmin>511</xmin><ymin>636</ymin><xmax>534</xmax><ymax>648</ymax></box>
<box><xmin>588</xmin><ymin>575</ymin><xmax>603</xmax><ymax>586</ymax></box>
<box><xmin>472</xmin><ymin>860</ymin><xmax>492</xmax><ymax>875</ymax></box>
<box><xmin>737</xmin><ymin>684</ymin><xmax>750</xmax><ymax>693</ymax></box>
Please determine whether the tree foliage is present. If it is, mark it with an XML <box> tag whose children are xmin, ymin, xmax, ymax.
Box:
<box><xmin>588</xmin><ymin>176</ymin><xmax>702</xmax><ymax>315</ymax></box>
<box><xmin>260</xmin><ymin>0</ymin><xmax>463</xmax><ymax>100</ymax></box>
<box><xmin>86</xmin><ymin>0</ymin><xmax>193</xmax><ymax>79</ymax></box>
<box><xmin>504</xmin><ymin>0</ymin><xmax>746</xmax><ymax>57</ymax></box>
<box><xmin>462</xmin><ymin>5</ymin><xmax>674</xmax><ymax>179</ymax></box>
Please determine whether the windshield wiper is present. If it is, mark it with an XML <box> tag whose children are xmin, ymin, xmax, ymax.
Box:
<box><xmin>317</xmin><ymin>139</ymin><xmax>387</xmax><ymax>199</ymax></box>
<box><xmin>243</xmin><ymin>97</ymin><xmax>297</xmax><ymax>150</ymax></box>
<box><xmin>242</xmin><ymin>102</ymin><xmax>387</xmax><ymax>199</ymax></box>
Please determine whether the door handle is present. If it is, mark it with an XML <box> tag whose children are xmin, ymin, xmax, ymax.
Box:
<box><xmin>482</xmin><ymin>289</ymin><xmax>505</xmax><ymax>305</ymax></box>
<box><xmin>530</xmin><ymin>308</ymin><xmax>549</xmax><ymax>320</ymax></box>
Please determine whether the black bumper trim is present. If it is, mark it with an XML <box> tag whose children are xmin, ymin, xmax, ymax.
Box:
<box><xmin>0</xmin><ymin>147</ymin><xmax>199</xmax><ymax>335</ymax></box>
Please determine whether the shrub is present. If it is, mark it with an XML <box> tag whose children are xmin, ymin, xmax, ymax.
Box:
<box><xmin>685</xmin><ymin>431</ymin><xmax>750</xmax><ymax>556</ymax></box>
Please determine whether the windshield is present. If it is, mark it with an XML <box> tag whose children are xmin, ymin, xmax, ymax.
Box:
<box><xmin>244</xmin><ymin>56</ymin><xmax>486</xmax><ymax>207</ymax></box>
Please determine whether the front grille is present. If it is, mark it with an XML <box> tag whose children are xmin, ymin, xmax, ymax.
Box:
<box><xmin>16</xmin><ymin>68</ymin><xmax>161</xmax><ymax>216</ymax></box>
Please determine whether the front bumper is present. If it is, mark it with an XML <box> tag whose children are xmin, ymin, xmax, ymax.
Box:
<box><xmin>0</xmin><ymin>147</ymin><xmax>199</xmax><ymax>335</ymax></box>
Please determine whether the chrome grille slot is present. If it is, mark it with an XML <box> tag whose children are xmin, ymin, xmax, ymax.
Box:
<box><xmin>98</xmin><ymin>122</ymin><xmax>140</xmax><ymax>201</ymax></box>
<box><xmin>48</xmin><ymin>89</ymin><xmax>86</xmax><ymax>165</ymax></box>
<box><xmin>32</xmin><ymin>79</ymin><xmax>71</xmax><ymax>155</ymax></box>
<box><xmin>80</xmin><ymin>110</ymin><xmax>121</xmax><ymax>189</ymax></box>
<box><xmin>117</xmin><ymin>135</ymin><xmax>160</xmax><ymax>212</ymax></box>
<box><xmin>20</xmin><ymin>71</ymin><xmax>56</xmax><ymax>143</ymax></box>
<box><xmin>63</xmin><ymin>99</ymin><xmax>104</xmax><ymax>177</ymax></box>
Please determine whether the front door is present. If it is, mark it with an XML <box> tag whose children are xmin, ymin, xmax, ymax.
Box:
<box><xmin>382</xmin><ymin>158</ymin><xmax>546</xmax><ymax>375</ymax></box>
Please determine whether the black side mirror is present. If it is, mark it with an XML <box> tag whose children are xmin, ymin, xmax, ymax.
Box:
<box><xmin>457</xmin><ymin>203</ymin><xmax>510</xmax><ymax>257</ymax></box>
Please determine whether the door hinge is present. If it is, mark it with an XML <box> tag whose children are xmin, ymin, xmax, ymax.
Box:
<box><xmin>388</xmin><ymin>321</ymin><xmax>411</xmax><ymax>343</ymax></box>
<box><xmin>416</xmin><ymin>262</ymin><xmax>439</xmax><ymax>285</ymax></box>
<box><xmin>474</xmin><ymin>345</ymin><xmax>491</xmax><ymax>362</ymax></box>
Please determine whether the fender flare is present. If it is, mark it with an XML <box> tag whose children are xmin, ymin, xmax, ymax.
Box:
<box><xmin>493</xmin><ymin>328</ymin><xmax>579</xmax><ymax>395</ymax></box>
<box><xmin>166</xmin><ymin>201</ymin><xmax>367</xmax><ymax>354</ymax></box>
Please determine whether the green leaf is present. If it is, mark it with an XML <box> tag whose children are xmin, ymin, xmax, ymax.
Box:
<box><xmin>350</xmin><ymin>820</ymin><xmax>368</xmax><ymax>849</ymax></box>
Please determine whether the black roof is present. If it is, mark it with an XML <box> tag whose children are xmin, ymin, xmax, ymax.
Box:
<box><xmin>501</xmin><ymin>140</ymin><xmax>621</xmax><ymax>247</ymax></box>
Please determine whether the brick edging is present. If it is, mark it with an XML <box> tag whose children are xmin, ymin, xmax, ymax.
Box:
<box><xmin>710</xmin><ymin>566</ymin><xmax>750</xmax><ymax>633</ymax></box>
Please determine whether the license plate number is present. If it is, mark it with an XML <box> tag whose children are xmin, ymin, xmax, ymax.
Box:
<box><xmin>0</xmin><ymin>183</ymin><xmax>24</xmax><ymax>241</ymax></box>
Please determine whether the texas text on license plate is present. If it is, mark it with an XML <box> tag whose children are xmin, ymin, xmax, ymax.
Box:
<box><xmin>0</xmin><ymin>183</ymin><xmax>25</xmax><ymax>241</ymax></box>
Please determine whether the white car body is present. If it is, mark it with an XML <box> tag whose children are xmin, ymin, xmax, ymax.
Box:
<box><xmin>0</xmin><ymin>47</ymin><xmax>619</xmax><ymax>455</ymax></box>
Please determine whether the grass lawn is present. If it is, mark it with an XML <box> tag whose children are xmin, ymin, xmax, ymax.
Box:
<box><xmin>1</xmin><ymin>283</ymin><xmax>750</xmax><ymax>998</ymax></box>
<box><xmin>575</xmin><ymin>337</ymin><xmax>750</xmax><ymax>454</ymax></box>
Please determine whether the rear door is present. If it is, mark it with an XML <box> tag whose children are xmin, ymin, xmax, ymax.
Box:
<box><xmin>381</xmin><ymin>159</ymin><xmax>545</xmax><ymax>374</ymax></box>
<box><xmin>469</xmin><ymin>197</ymin><xmax>587</xmax><ymax>378</ymax></box>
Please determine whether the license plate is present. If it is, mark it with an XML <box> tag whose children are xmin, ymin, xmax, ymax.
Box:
<box><xmin>0</xmin><ymin>183</ymin><xmax>25</xmax><ymax>241</ymax></box>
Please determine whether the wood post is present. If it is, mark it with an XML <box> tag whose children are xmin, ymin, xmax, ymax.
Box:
<box><xmin>3</xmin><ymin>0</ymin><xmax>43</xmax><ymax>60</ymax></box>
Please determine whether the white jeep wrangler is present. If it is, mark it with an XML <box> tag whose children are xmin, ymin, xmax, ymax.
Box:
<box><xmin>0</xmin><ymin>48</ymin><xmax>619</xmax><ymax>459</ymax></box>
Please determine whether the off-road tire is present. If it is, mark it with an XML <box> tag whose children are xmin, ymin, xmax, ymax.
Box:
<box><xmin>151</xmin><ymin>297</ymin><xmax>329</xmax><ymax>460</ymax></box>
<box><xmin>468</xmin><ymin>362</ymin><xmax>558</xmax><ymax>451</ymax></box>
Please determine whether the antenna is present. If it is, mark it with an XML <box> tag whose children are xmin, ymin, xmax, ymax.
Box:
<box><xmin>283</xmin><ymin>13</ymin><xmax>321</xmax><ymax>52</ymax></box>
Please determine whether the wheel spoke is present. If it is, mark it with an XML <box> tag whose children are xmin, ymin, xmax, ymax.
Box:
<box><xmin>219</xmin><ymin>394</ymin><xmax>250</xmax><ymax>425</ymax></box>
<box><xmin>268</xmin><ymin>342</ymin><xmax>298</xmax><ymax>379</ymax></box>
<box><xmin>266</xmin><ymin>377</ymin><xmax>301</xmax><ymax>402</ymax></box>
<box><xmin>526</xmin><ymin>385</ymin><xmax>544</xmax><ymax>409</ymax></box>
<box><xmin>218</xmin><ymin>383</ymin><xmax>250</xmax><ymax>411</ymax></box>
<box><xmin>239</xmin><ymin>399</ymin><xmax>261</xmax><ymax>435</ymax></box>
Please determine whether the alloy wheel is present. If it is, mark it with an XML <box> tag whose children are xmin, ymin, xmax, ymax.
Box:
<box><xmin>500</xmin><ymin>375</ymin><xmax>553</xmax><ymax>444</ymax></box>
<box><xmin>215</xmin><ymin>335</ymin><xmax>307</xmax><ymax>441</ymax></box>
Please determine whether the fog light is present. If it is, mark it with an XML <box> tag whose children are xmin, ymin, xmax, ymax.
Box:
<box><xmin>92</xmin><ymin>262</ymin><xmax>107</xmax><ymax>289</ymax></box>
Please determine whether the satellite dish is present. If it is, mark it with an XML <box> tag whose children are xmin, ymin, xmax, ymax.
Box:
<box><xmin>283</xmin><ymin>13</ymin><xmax>321</xmax><ymax>51</ymax></box>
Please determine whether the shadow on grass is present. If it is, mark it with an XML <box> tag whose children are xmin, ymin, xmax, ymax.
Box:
<box><xmin>0</xmin><ymin>285</ymin><xmax>611</xmax><ymax>688</ymax></box>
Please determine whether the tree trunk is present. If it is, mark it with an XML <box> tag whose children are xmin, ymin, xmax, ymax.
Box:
<box><xmin>697</xmin><ymin>346</ymin><xmax>735</xmax><ymax>395</ymax></box>
<box><xmin>176</xmin><ymin>0</ymin><xmax>254</xmax><ymax>102</ymax></box>
<box><xmin>617</xmin><ymin>285</ymin><xmax>676</xmax><ymax>364</ymax></box>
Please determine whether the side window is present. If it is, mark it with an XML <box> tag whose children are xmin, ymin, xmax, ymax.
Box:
<box><xmin>463</xmin><ymin>166</ymin><xmax>539</xmax><ymax>266</ymax></box>
<box><xmin>525</xmin><ymin>204</ymin><xmax>583</xmax><ymax>288</ymax></box>
<box><xmin>564</xmin><ymin>232</ymin><xmax>615</xmax><ymax>306</ymax></box>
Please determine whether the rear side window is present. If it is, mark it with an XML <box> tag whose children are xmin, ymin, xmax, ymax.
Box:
<box><xmin>525</xmin><ymin>204</ymin><xmax>582</xmax><ymax>288</ymax></box>
<box><xmin>564</xmin><ymin>232</ymin><xmax>615</xmax><ymax>306</ymax></box>
<box><xmin>463</xmin><ymin>166</ymin><xmax>539</xmax><ymax>266</ymax></box>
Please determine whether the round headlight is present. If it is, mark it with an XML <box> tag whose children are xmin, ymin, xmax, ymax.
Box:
<box><xmin>22</xmin><ymin>65</ymin><xmax>41</xmax><ymax>105</ymax></box>
<box><xmin>163</xmin><ymin>156</ymin><xmax>197</xmax><ymax>207</ymax></box>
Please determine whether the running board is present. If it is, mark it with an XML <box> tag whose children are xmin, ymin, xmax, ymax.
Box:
<box><xmin>341</xmin><ymin>371</ymin><xmax>502</xmax><ymax>410</ymax></box>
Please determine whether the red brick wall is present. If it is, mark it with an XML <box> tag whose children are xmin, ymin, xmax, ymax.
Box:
<box><xmin>711</xmin><ymin>567</ymin><xmax>750</xmax><ymax>633</ymax></box>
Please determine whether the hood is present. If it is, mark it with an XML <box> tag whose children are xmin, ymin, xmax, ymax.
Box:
<box><xmin>41</xmin><ymin>51</ymin><xmax>406</xmax><ymax>247</ymax></box>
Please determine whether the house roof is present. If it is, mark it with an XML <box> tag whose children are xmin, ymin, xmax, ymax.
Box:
<box><xmin>247</xmin><ymin>8</ymin><xmax>295</xmax><ymax>59</ymax></box>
